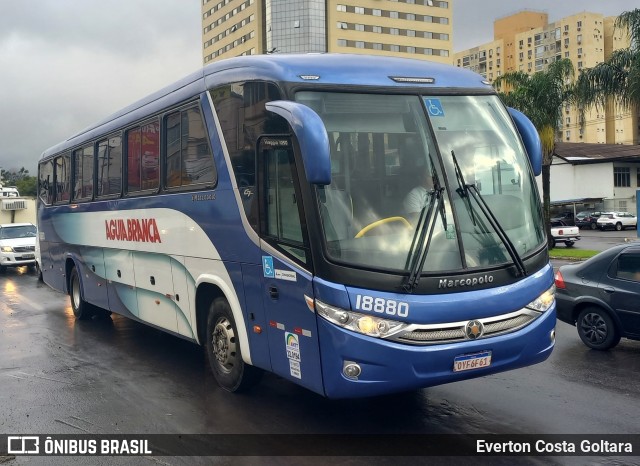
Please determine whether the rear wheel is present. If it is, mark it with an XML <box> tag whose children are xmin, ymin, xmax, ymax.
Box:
<box><xmin>69</xmin><ymin>267</ymin><xmax>93</xmax><ymax>320</ymax></box>
<box><xmin>576</xmin><ymin>307</ymin><xmax>620</xmax><ymax>350</ymax></box>
<box><xmin>564</xmin><ymin>241</ymin><xmax>574</xmax><ymax>247</ymax></box>
<box><xmin>205</xmin><ymin>297</ymin><xmax>262</xmax><ymax>392</ymax></box>
<box><xmin>549</xmin><ymin>237</ymin><xmax>556</xmax><ymax>249</ymax></box>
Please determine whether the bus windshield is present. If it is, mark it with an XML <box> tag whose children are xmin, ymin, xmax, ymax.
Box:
<box><xmin>295</xmin><ymin>91</ymin><xmax>545</xmax><ymax>274</ymax></box>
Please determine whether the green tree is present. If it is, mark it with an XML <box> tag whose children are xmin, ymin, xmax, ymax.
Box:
<box><xmin>16</xmin><ymin>176</ymin><xmax>37</xmax><ymax>197</ymax></box>
<box><xmin>495</xmin><ymin>59</ymin><xmax>575</xmax><ymax>247</ymax></box>
<box><xmin>575</xmin><ymin>9</ymin><xmax>640</xmax><ymax>119</ymax></box>
<box><xmin>1</xmin><ymin>167</ymin><xmax>31</xmax><ymax>185</ymax></box>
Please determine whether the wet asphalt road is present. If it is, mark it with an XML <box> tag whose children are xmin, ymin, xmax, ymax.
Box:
<box><xmin>0</xmin><ymin>260</ymin><xmax>639</xmax><ymax>466</ymax></box>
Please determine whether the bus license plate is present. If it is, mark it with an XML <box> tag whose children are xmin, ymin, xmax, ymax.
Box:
<box><xmin>453</xmin><ymin>351</ymin><xmax>492</xmax><ymax>372</ymax></box>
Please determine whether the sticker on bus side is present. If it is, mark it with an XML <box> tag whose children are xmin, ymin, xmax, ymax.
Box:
<box><xmin>285</xmin><ymin>332</ymin><xmax>302</xmax><ymax>379</ymax></box>
<box><xmin>262</xmin><ymin>256</ymin><xmax>275</xmax><ymax>278</ymax></box>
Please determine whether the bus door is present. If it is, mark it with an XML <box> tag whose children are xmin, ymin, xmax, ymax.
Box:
<box><xmin>257</xmin><ymin>137</ymin><xmax>324</xmax><ymax>396</ymax></box>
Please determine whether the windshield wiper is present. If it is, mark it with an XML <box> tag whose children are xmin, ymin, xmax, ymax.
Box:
<box><xmin>450</xmin><ymin>151</ymin><xmax>527</xmax><ymax>277</ymax></box>
<box><xmin>402</xmin><ymin>166</ymin><xmax>446</xmax><ymax>293</ymax></box>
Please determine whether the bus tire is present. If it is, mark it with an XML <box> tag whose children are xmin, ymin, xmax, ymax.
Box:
<box><xmin>205</xmin><ymin>297</ymin><xmax>262</xmax><ymax>392</ymax></box>
<box><xmin>69</xmin><ymin>267</ymin><xmax>93</xmax><ymax>320</ymax></box>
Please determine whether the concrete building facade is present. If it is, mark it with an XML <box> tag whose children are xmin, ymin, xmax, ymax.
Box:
<box><xmin>454</xmin><ymin>10</ymin><xmax>638</xmax><ymax>146</ymax></box>
<box><xmin>202</xmin><ymin>0</ymin><xmax>453</xmax><ymax>64</ymax></box>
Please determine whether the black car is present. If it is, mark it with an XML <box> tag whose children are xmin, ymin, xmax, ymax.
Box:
<box><xmin>555</xmin><ymin>244</ymin><xmax>640</xmax><ymax>350</ymax></box>
<box><xmin>575</xmin><ymin>211</ymin><xmax>602</xmax><ymax>230</ymax></box>
<box><xmin>551</xmin><ymin>211</ymin><xmax>575</xmax><ymax>226</ymax></box>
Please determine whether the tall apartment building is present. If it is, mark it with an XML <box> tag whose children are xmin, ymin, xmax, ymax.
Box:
<box><xmin>454</xmin><ymin>10</ymin><xmax>638</xmax><ymax>146</ymax></box>
<box><xmin>202</xmin><ymin>0</ymin><xmax>453</xmax><ymax>65</ymax></box>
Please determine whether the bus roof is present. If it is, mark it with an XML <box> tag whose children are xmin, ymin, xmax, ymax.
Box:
<box><xmin>41</xmin><ymin>54</ymin><xmax>492</xmax><ymax>159</ymax></box>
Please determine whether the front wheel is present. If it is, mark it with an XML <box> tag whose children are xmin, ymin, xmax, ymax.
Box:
<box><xmin>590</xmin><ymin>222</ymin><xmax>597</xmax><ymax>230</ymax></box>
<box><xmin>576</xmin><ymin>307</ymin><xmax>620</xmax><ymax>350</ymax></box>
<box><xmin>205</xmin><ymin>297</ymin><xmax>262</xmax><ymax>392</ymax></box>
<box><xmin>615</xmin><ymin>222</ymin><xmax>623</xmax><ymax>231</ymax></box>
<box><xmin>69</xmin><ymin>267</ymin><xmax>93</xmax><ymax>320</ymax></box>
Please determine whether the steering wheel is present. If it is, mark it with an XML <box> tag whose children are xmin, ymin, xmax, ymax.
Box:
<box><xmin>355</xmin><ymin>216</ymin><xmax>412</xmax><ymax>238</ymax></box>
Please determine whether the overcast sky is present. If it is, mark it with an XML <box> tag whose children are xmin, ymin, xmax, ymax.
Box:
<box><xmin>0</xmin><ymin>0</ymin><xmax>633</xmax><ymax>176</ymax></box>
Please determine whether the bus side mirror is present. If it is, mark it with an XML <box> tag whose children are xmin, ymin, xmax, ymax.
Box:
<box><xmin>266</xmin><ymin>101</ymin><xmax>331</xmax><ymax>185</ymax></box>
<box><xmin>508</xmin><ymin>107</ymin><xmax>542</xmax><ymax>176</ymax></box>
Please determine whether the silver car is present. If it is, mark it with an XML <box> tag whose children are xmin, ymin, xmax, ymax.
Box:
<box><xmin>0</xmin><ymin>223</ymin><xmax>37</xmax><ymax>271</ymax></box>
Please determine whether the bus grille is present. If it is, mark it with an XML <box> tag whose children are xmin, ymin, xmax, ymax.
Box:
<box><xmin>391</xmin><ymin>309</ymin><xmax>541</xmax><ymax>345</ymax></box>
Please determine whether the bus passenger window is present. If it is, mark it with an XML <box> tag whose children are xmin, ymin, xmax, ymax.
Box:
<box><xmin>97</xmin><ymin>135</ymin><xmax>122</xmax><ymax>197</ymax></box>
<box><xmin>164</xmin><ymin>107</ymin><xmax>215</xmax><ymax>189</ymax></box>
<box><xmin>127</xmin><ymin>120</ymin><xmax>159</xmax><ymax>193</ymax></box>
<box><xmin>54</xmin><ymin>153</ymin><xmax>71</xmax><ymax>203</ymax></box>
<box><xmin>73</xmin><ymin>145</ymin><xmax>94</xmax><ymax>201</ymax></box>
<box><xmin>39</xmin><ymin>160</ymin><xmax>54</xmax><ymax>205</ymax></box>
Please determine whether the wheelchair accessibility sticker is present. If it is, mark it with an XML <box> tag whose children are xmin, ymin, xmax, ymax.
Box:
<box><xmin>425</xmin><ymin>98</ymin><xmax>444</xmax><ymax>117</ymax></box>
<box><xmin>262</xmin><ymin>256</ymin><xmax>275</xmax><ymax>278</ymax></box>
<box><xmin>262</xmin><ymin>256</ymin><xmax>297</xmax><ymax>282</ymax></box>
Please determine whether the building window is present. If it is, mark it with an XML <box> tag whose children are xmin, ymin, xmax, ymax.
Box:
<box><xmin>407</xmin><ymin>46</ymin><xmax>415</xmax><ymax>53</ymax></box>
<box><xmin>355</xmin><ymin>41</ymin><xmax>364</xmax><ymax>49</ymax></box>
<box><xmin>373</xmin><ymin>43</ymin><xmax>382</xmax><ymax>50</ymax></box>
<box><xmin>337</xmin><ymin>22</ymin><xmax>347</xmax><ymax>29</ymax></box>
<box><xmin>337</xmin><ymin>4</ymin><xmax>346</xmax><ymax>12</ymax></box>
<box><xmin>391</xmin><ymin>45</ymin><xmax>400</xmax><ymax>52</ymax></box>
<box><xmin>614</xmin><ymin>167</ymin><xmax>631</xmax><ymax>187</ymax></box>
<box><xmin>407</xmin><ymin>30</ymin><xmax>415</xmax><ymax>37</ymax></box>
<box><xmin>407</xmin><ymin>13</ymin><xmax>415</xmax><ymax>21</ymax></box>
<box><xmin>373</xmin><ymin>9</ymin><xmax>381</xmax><ymax>16</ymax></box>
<box><xmin>337</xmin><ymin>39</ymin><xmax>347</xmax><ymax>47</ymax></box>
<box><xmin>355</xmin><ymin>6</ymin><xmax>364</xmax><ymax>14</ymax></box>
<box><xmin>390</xmin><ymin>11</ymin><xmax>398</xmax><ymax>19</ymax></box>
<box><xmin>355</xmin><ymin>24</ymin><xmax>364</xmax><ymax>31</ymax></box>
<box><xmin>373</xmin><ymin>26</ymin><xmax>382</xmax><ymax>33</ymax></box>
<box><xmin>390</xmin><ymin>28</ymin><xmax>399</xmax><ymax>35</ymax></box>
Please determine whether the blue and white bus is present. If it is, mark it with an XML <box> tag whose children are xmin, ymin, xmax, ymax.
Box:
<box><xmin>38</xmin><ymin>54</ymin><xmax>555</xmax><ymax>398</ymax></box>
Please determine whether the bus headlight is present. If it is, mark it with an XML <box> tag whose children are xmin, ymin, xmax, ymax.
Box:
<box><xmin>316</xmin><ymin>300</ymin><xmax>407</xmax><ymax>338</ymax></box>
<box><xmin>526</xmin><ymin>285</ymin><xmax>556</xmax><ymax>313</ymax></box>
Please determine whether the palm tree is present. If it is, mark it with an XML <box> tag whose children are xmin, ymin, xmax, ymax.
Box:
<box><xmin>575</xmin><ymin>9</ymin><xmax>640</xmax><ymax>120</ymax></box>
<box><xmin>495</xmin><ymin>58</ymin><xmax>575</xmax><ymax>245</ymax></box>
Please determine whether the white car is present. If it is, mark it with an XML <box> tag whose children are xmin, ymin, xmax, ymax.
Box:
<box><xmin>0</xmin><ymin>223</ymin><xmax>37</xmax><ymax>271</ymax></box>
<box><xmin>596</xmin><ymin>212</ymin><xmax>637</xmax><ymax>231</ymax></box>
<box><xmin>550</xmin><ymin>220</ymin><xmax>580</xmax><ymax>248</ymax></box>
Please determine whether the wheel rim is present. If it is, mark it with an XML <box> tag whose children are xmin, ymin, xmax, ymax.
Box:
<box><xmin>71</xmin><ymin>274</ymin><xmax>81</xmax><ymax>311</ymax></box>
<box><xmin>590</xmin><ymin>223</ymin><xmax>597</xmax><ymax>230</ymax></box>
<box><xmin>211</xmin><ymin>317</ymin><xmax>237</xmax><ymax>373</ymax></box>
<box><xmin>579</xmin><ymin>312</ymin><xmax>608</xmax><ymax>345</ymax></box>
<box><xmin>616</xmin><ymin>223</ymin><xmax>622</xmax><ymax>231</ymax></box>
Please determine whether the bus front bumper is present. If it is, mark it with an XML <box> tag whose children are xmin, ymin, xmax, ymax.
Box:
<box><xmin>317</xmin><ymin>306</ymin><xmax>556</xmax><ymax>399</ymax></box>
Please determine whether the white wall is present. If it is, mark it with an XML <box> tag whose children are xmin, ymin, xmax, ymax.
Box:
<box><xmin>548</xmin><ymin>162</ymin><xmax>614</xmax><ymax>201</ymax></box>
<box><xmin>0</xmin><ymin>198</ymin><xmax>36</xmax><ymax>225</ymax></box>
